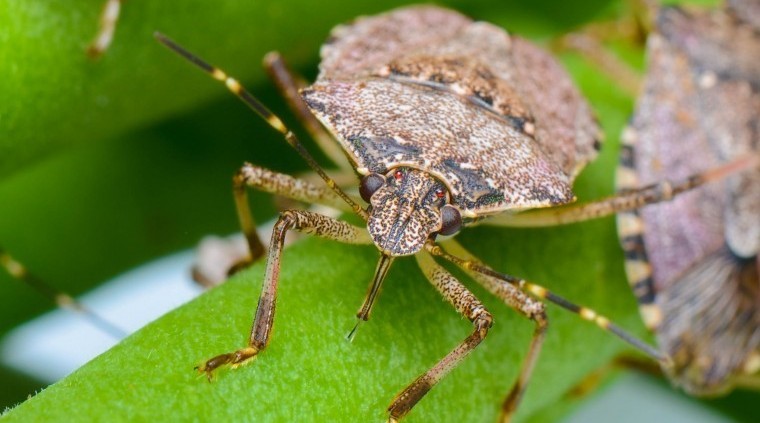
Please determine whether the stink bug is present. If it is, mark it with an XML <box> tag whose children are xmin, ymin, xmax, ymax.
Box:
<box><xmin>155</xmin><ymin>5</ymin><xmax>758</xmax><ymax>422</ymax></box>
<box><xmin>617</xmin><ymin>0</ymin><xmax>760</xmax><ymax>395</ymax></box>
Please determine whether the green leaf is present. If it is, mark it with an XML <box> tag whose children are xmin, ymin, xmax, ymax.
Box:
<box><xmin>1</xmin><ymin>208</ymin><xmax>643</xmax><ymax>422</ymax></box>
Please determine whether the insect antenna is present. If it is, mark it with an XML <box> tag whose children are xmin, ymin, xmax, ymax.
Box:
<box><xmin>0</xmin><ymin>247</ymin><xmax>126</xmax><ymax>339</ymax></box>
<box><xmin>426</xmin><ymin>243</ymin><xmax>669</xmax><ymax>364</ymax></box>
<box><xmin>154</xmin><ymin>33</ymin><xmax>367</xmax><ymax>221</ymax></box>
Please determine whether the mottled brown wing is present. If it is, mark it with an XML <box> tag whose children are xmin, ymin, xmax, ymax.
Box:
<box><xmin>617</xmin><ymin>5</ymin><xmax>760</xmax><ymax>394</ymax></box>
<box><xmin>307</xmin><ymin>6</ymin><xmax>600</xmax><ymax>215</ymax></box>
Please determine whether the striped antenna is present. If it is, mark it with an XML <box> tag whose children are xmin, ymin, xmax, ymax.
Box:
<box><xmin>0</xmin><ymin>247</ymin><xmax>126</xmax><ymax>339</ymax></box>
<box><xmin>154</xmin><ymin>32</ymin><xmax>368</xmax><ymax>221</ymax></box>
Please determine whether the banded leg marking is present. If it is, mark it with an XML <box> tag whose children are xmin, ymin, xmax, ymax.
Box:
<box><xmin>197</xmin><ymin>210</ymin><xmax>372</xmax><ymax>378</ymax></box>
<box><xmin>387</xmin><ymin>251</ymin><xmax>492</xmax><ymax>422</ymax></box>
<box><xmin>441</xmin><ymin>240</ymin><xmax>547</xmax><ymax>422</ymax></box>
<box><xmin>425</xmin><ymin>242</ymin><xmax>667</xmax><ymax>365</ymax></box>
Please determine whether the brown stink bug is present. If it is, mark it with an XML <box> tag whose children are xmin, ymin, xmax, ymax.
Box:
<box><xmin>155</xmin><ymin>5</ymin><xmax>758</xmax><ymax>422</ymax></box>
<box><xmin>616</xmin><ymin>0</ymin><xmax>760</xmax><ymax>395</ymax></box>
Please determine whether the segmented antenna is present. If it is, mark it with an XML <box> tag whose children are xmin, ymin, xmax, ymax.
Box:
<box><xmin>154</xmin><ymin>32</ymin><xmax>368</xmax><ymax>221</ymax></box>
<box><xmin>0</xmin><ymin>247</ymin><xmax>126</xmax><ymax>339</ymax></box>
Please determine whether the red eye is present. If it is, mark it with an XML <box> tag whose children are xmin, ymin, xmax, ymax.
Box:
<box><xmin>394</xmin><ymin>169</ymin><xmax>403</xmax><ymax>181</ymax></box>
<box><xmin>435</xmin><ymin>189</ymin><xmax>445</xmax><ymax>199</ymax></box>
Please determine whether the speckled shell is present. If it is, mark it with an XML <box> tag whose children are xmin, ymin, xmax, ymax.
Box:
<box><xmin>618</xmin><ymin>4</ymin><xmax>760</xmax><ymax>395</ymax></box>
<box><xmin>300</xmin><ymin>6</ymin><xmax>601</xmax><ymax>216</ymax></box>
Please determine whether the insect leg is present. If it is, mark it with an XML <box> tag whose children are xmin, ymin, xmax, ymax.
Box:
<box><xmin>233</xmin><ymin>162</ymin><xmax>356</xmax><ymax>261</ymax></box>
<box><xmin>440</xmin><ymin>240</ymin><xmax>547</xmax><ymax>422</ymax></box>
<box><xmin>193</xmin><ymin>163</ymin><xmax>359</xmax><ymax>286</ymax></box>
<box><xmin>197</xmin><ymin>210</ymin><xmax>372</xmax><ymax>378</ymax></box>
<box><xmin>87</xmin><ymin>0</ymin><xmax>122</xmax><ymax>58</ymax></box>
<box><xmin>487</xmin><ymin>153</ymin><xmax>760</xmax><ymax>227</ymax></box>
<box><xmin>235</xmin><ymin>163</ymin><xmax>355</xmax><ymax>214</ymax></box>
<box><xmin>552</xmin><ymin>0</ymin><xmax>654</xmax><ymax>95</ymax></box>
<box><xmin>0</xmin><ymin>247</ymin><xmax>125</xmax><ymax>339</ymax></box>
<box><xmin>554</xmin><ymin>32</ymin><xmax>642</xmax><ymax>96</ymax></box>
<box><xmin>263</xmin><ymin>52</ymin><xmax>354</xmax><ymax>173</ymax></box>
<box><xmin>387</xmin><ymin>251</ymin><xmax>492</xmax><ymax>422</ymax></box>
<box><xmin>425</xmin><ymin>242</ymin><xmax>667</xmax><ymax>364</ymax></box>
<box><xmin>550</xmin><ymin>355</ymin><xmax>655</xmax><ymax>404</ymax></box>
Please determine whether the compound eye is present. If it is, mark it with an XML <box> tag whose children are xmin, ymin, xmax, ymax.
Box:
<box><xmin>360</xmin><ymin>173</ymin><xmax>385</xmax><ymax>203</ymax></box>
<box><xmin>439</xmin><ymin>205</ymin><xmax>462</xmax><ymax>236</ymax></box>
<box><xmin>393</xmin><ymin>169</ymin><xmax>404</xmax><ymax>183</ymax></box>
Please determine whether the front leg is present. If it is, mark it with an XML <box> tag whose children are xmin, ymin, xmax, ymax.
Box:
<box><xmin>198</xmin><ymin>210</ymin><xmax>371</xmax><ymax>377</ymax></box>
<box><xmin>441</xmin><ymin>239</ymin><xmax>547</xmax><ymax>422</ymax></box>
<box><xmin>233</xmin><ymin>162</ymin><xmax>357</xmax><ymax>264</ymax></box>
<box><xmin>192</xmin><ymin>163</ymin><xmax>359</xmax><ymax>287</ymax></box>
<box><xmin>388</xmin><ymin>251</ymin><xmax>493</xmax><ymax>421</ymax></box>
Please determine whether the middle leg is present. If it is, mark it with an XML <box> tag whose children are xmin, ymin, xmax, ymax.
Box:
<box><xmin>485</xmin><ymin>153</ymin><xmax>759</xmax><ymax>228</ymax></box>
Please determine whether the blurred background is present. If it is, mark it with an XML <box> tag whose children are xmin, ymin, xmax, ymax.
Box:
<box><xmin>0</xmin><ymin>0</ymin><xmax>756</xmax><ymax>421</ymax></box>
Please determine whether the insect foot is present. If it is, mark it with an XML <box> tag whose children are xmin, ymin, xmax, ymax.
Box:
<box><xmin>387</xmin><ymin>311</ymin><xmax>493</xmax><ymax>422</ymax></box>
<box><xmin>196</xmin><ymin>347</ymin><xmax>259</xmax><ymax>381</ymax></box>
